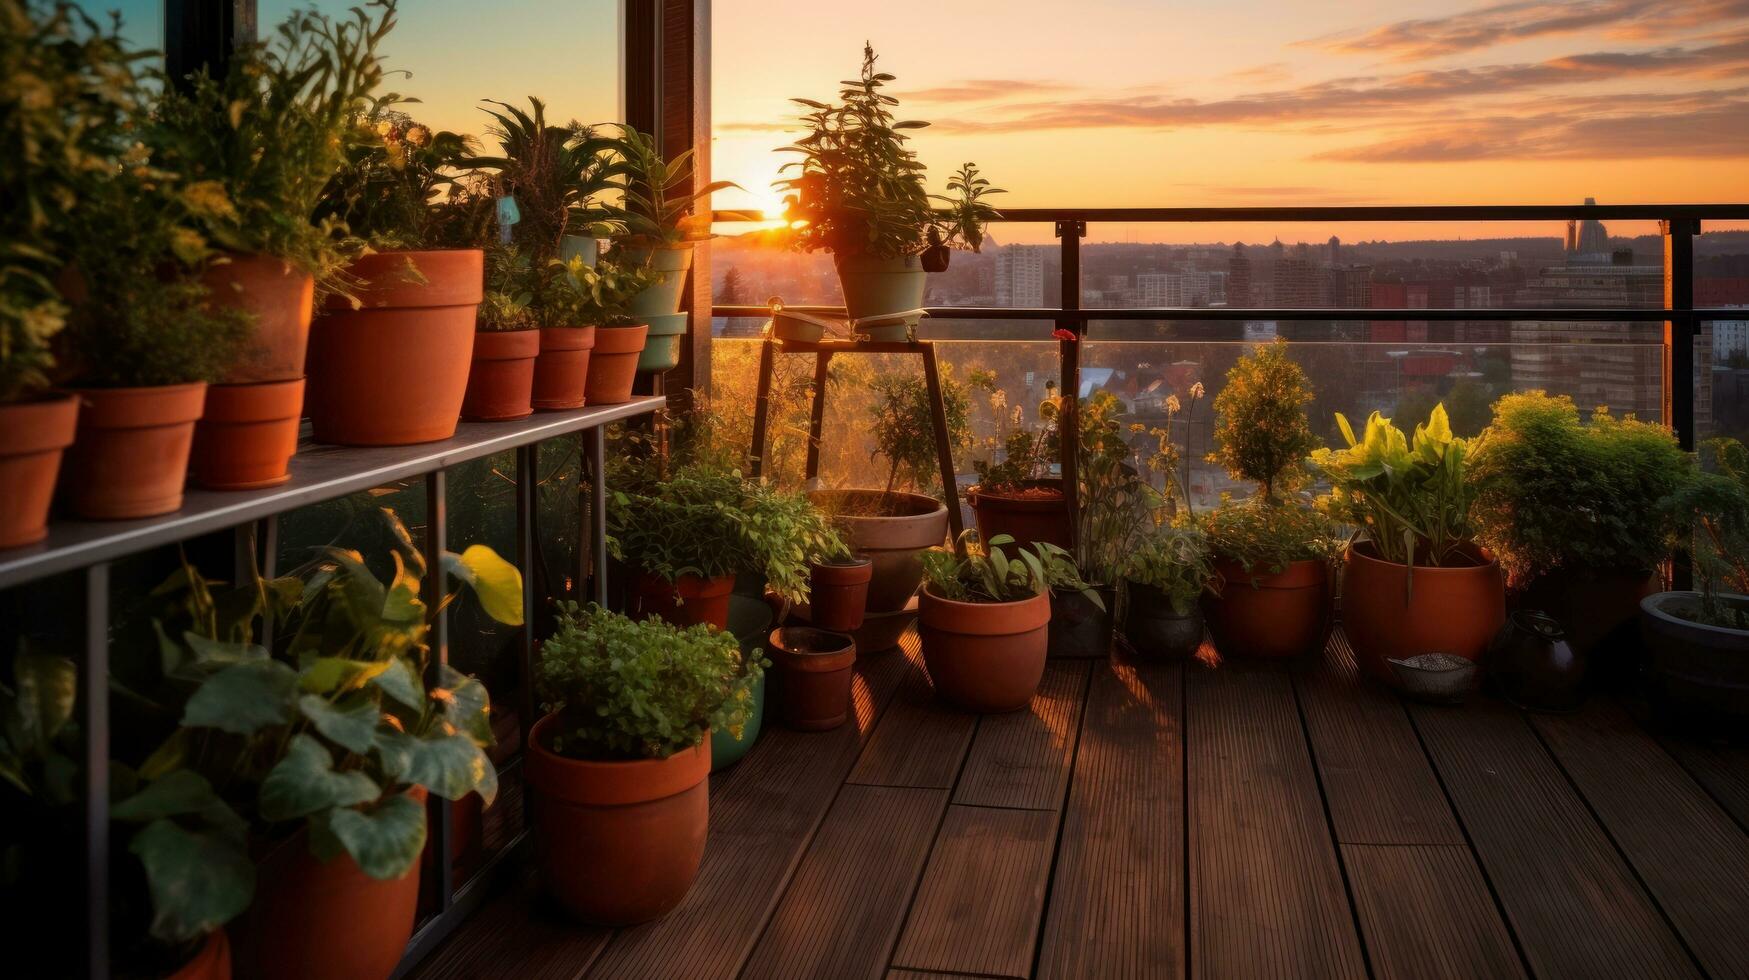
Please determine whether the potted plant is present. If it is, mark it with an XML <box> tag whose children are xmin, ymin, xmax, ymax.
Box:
<box><xmin>968</xmin><ymin>389</ymin><xmax>1069</xmax><ymax>554</ymax></box>
<box><xmin>151</xmin><ymin>2</ymin><xmax>388</xmax><ymax>488</ymax></box>
<box><xmin>530</xmin><ymin>601</ymin><xmax>760</xmax><ymax>924</ymax></box>
<box><xmin>462</xmin><ymin>244</ymin><xmax>542</xmax><ymax>420</ymax></box>
<box><xmin>766</xmin><ymin>626</ymin><xmax>857</xmax><ymax>731</ymax></box>
<box><xmin>776</xmin><ymin>46</ymin><xmax>1002</xmax><ymax>340</ymax></box>
<box><xmin>1047</xmin><ymin>391</ymin><xmax>1150</xmax><ymax>658</ymax></box>
<box><xmin>1122</xmin><ymin>524</ymin><xmax>1215</xmax><ymax>660</ymax></box>
<box><xmin>1312</xmin><ymin>404</ymin><xmax>1505</xmax><ymax>685</ymax></box>
<box><xmin>1471</xmin><ymin>391</ymin><xmax>1689</xmax><ymax>662</ymax></box>
<box><xmin>714</xmin><ymin>595</ymin><xmax>776</xmax><ymax>770</ymax></box>
<box><xmin>555</xmin><ymin>253</ymin><xmax>657</xmax><ymax>407</ymax></box>
<box><xmin>1641</xmin><ymin>437</ymin><xmax>1749</xmax><ymax>721</ymax></box>
<box><xmin>807</xmin><ymin>550</ymin><xmax>872</xmax><ymax>632</ymax></box>
<box><xmin>1200</xmin><ymin>340</ymin><xmax>1335</xmax><ymax>659</ymax></box>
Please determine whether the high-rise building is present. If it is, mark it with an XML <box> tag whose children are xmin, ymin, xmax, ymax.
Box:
<box><xmin>1134</xmin><ymin>272</ymin><xmax>1212</xmax><ymax>307</ymax></box>
<box><xmin>1227</xmin><ymin>243</ymin><xmax>1251</xmax><ymax>308</ymax></box>
<box><xmin>1327</xmin><ymin>235</ymin><xmax>1341</xmax><ymax>265</ymax></box>
<box><xmin>995</xmin><ymin>244</ymin><xmax>1045</xmax><ymax>308</ymax></box>
<box><xmin>1569</xmin><ymin>197</ymin><xmax>1610</xmax><ymax>257</ymax></box>
<box><xmin>1327</xmin><ymin>265</ymin><xmax>1372</xmax><ymax>308</ymax></box>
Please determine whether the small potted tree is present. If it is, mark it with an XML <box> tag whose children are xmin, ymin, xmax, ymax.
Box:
<box><xmin>776</xmin><ymin>46</ymin><xmax>1002</xmax><ymax>340</ymax></box>
<box><xmin>529</xmin><ymin>602</ymin><xmax>759</xmax><ymax>924</ymax></box>
<box><xmin>1122</xmin><ymin>525</ymin><xmax>1215</xmax><ymax>660</ymax></box>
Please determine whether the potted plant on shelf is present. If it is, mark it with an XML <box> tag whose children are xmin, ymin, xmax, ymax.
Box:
<box><xmin>968</xmin><ymin>389</ymin><xmax>1069</xmax><ymax>554</ymax></box>
<box><xmin>530</xmin><ymin>601</ymin><xmax>760</xmax><ymax>924</ymax></box>
<box><xmin>551</xmin><ymin>253</ymin><xmax>658</xmax><ymax>408</ymax></box>
<box><xmin>1470</xmin><ymin>390</ymin><xmax>1689</xmax><ymax>663</ymax></box>
<box><xmin>462</xmin><ymin>244</ymin><xmax>542</xmax><ymax>420</ymax></box>
<box><xmin>150</xmin><ymin>1</ymin><xmax>389</xmax><ymax>489</ymax></box>
<box><xmin>1122</xmin><ymin>524</ymin><xmax>1215</xmax><ymax>660</ymax></box>
<box><xmin>776</xmin><ymin>45</ymin><xmax>1003</xmax><ymax>340</ymax></box>
<box><xmin>1200</xmin><ymin>340</ymin><xmax>1336</xmax><ymax>659</ymax></box>
<box><xmin>1312</xmin><ymin>403</ymin><xmax>1505</xmax><ymax>685</ymax></box>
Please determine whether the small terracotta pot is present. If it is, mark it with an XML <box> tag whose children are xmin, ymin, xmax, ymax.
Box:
<box><xmin>919</xmin><ymin>585</ymin><xmax>1051</xmax><ymax>712</ymax></box>
<box><xmin>531</xmin><ymin>326</ymin><xmax>597</xmax><ymax>410</ymax></box>
<box><xmin>767</xmin><ymin>626</ymin><xmax>856</xmax><ymax>731</ymax></box>
<box><xmin>968</xmin><ymin>480</ymin><xmax>1070</xmax><ymax>555</ymax></box>
<box><xmin>1343</xmin><ymin>541</ymin><xmax>1505</xmax><ymax>687</ymax></box>
<box><xmin>461</xmin><ymin>328</ymin><xmax>539</xmax><ymax>421</ymax></box>
<box><xmin>808</xmin><ymin>556</ymin><xmax>873</xmax><ymax>631</ymax></box>
<box><xmin>203</xmin><ymin>253</ymin><xmax>314</xmax><ymax>384</ymax></box>
<box><xmin>629</xmin><ymin>571</ymin><xmax>735</xmax><ymax>631</ymax></box>
<box><xmin>0</xmin><ymin>394</ymin><xmax>79</xmax><ymax>548</ymax></box>
<box><xmin>192</xmin><ymin>378</ymin><xmax>304</xmax><ymax>491</ymax></box>
<box><xmin>62</xmin><ymin>383</ymin><xmax>207</xmax><ymax>520</ymax></box>
<box><xmin>527</xmin><ymin>714</ymin><xmax>710</xmax><ymax>925</ymax></box>
<box><xmin>306</xmin><ymin>249</ymin><xmax>482</xmax><ymax>446</ymax></box>
<box><xmin>1205</xmin><ymin>557</ymin><xmax>1331</xmax><ymax>659</ymax></box>
<box><xmin>582</xmin><ymin>323</ymin><xmax>648</xmax><ymax>405</ymax></box>
<box><xmin>166</xmin><ymin>928</ymin><xmax>231</xmax><ymax>980</ymax></box>
<box><xmin>231</xmin><ymin>788</ymin><xmax>424</xmax><ymax>980</ymax></box>
<box><xmin>808</xmin><ymin>489</ymin><xmax>949</xmax><ymax>613</ymax></box>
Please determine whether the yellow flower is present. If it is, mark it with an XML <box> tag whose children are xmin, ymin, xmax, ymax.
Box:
<box><xmin>181</xmin><ymin>180</ymin><xmax>238</xmax><ymax>221</ymax></box>
<box><xmin>404</xmin><ymin>125</ymin><xmax>431</xmax><ymax>147</ymax></box>
<box><xmin>1166</xmin><ymin>394</ymin><xmax>1182</xmax><ymax>414</ymax></box>
<box><xmin>1190</xmin><ymin>381</ymin><xmax>1206</xmax><ymax>400</ymax></box>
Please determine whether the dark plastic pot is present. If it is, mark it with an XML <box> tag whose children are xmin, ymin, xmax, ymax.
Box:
<box><xmin>712</xmin><ymin>594</ymin><xmax>774</xmax><ymax>770</ymax></box>
<box><xmin>1047</xmin><ymin>585</ymin><xmax>1116</xmax><ymax>659</ymax></box>
<box><xmin>1640</xmin><ymin>591</ymin><xmax>1749</xmax><ymax>721</ymax></box>
<box><xmin>968</xmin><ymin>479</ymin><xmax>1070</xmax><ymax>555</ymax></box>
<box><xmin>768</xmin><ymin>626</ymin><xmax>857</xmax><ymax>731</ymax></box>
<box><xmin>1124</xmin><ymin>581</ymin><xmax>1205</xmax><ymax>660</ymax></box>
<box><xmin>629</xmin><ymin>571</ymin><xmax>735</xmax><ymax>632</ymax></box>
<box><xmin>1488</xmin><ymin>610</ymin><xmax>1585</xmax><ymax>711</ymax></box>
<box><xmin>919</xmin><ymin>586</ymin><xmax>1050</xmax><ymax>713</ymax></box>
<box><xmin>1205</xmin><ymin>557</ymin><xmax>1330</xmax><ymax>659</ymax></box>
<box><xmin>809</xmin><ymin>555</ymin><xmax>873</xmax><ymax>631</ymax></box>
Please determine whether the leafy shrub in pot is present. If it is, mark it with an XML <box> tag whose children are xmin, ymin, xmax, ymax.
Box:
<box><xmin>608</xmin><ymin>125</ymin><xmax>736</xmax><ymax>318</ymax></box>
<box><xmin>1123</xmin><ymin>525</ymin><xmax>1215</xmax><ymax>660</ymax></box>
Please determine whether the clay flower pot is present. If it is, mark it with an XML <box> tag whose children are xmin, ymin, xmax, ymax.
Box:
<box><xmin>527</xmin><ymin>714</ymin><xmax>710</xmax><ymax>925</ymax></box>
<box><xmin>1343</xmin><ymin>542</ymin><xmax>1505</xmax><ymax>687</ymax></box>
<box><xmin>629</xmin><ymin>571</ymin><xmax>735</xmax><ymax>631</ymax></box>
<box><xmin>808</xmin><ymin>556</ymin><xmax>873</xmax><ymax>631</ymax></box>
<box><xmin>306</xmin><ymin>249</ymin><xmax>482</xmax><ymax>446</ymax></box>
<box><xmin>968</xmin><ymin>479</ymin><xmax>1070</xmax><ymax>555</ymax></box>
<box><xmin>1123</xmin><ymin>582</ymin><xmax>1205</xmax><ymax>660</ymax></box>
<box><xmin>191</xmin><ymin>378</ymin><xmax>305</xmax><ymax>490</ymax></box>
<box><xmin>531</xmin><ymin>325</ymin><xmax>597</xmax><ymax>411</ymax></box>
<box><xmin>768</xmin><ymin>626</ymin><xmax>856</xmax><ymax>731</ymax></box>
<box><xmin>808</xmin><ymin>490</ymin><xmax>948</xmax><ymax>614</ymax></box>
<box><xmin>202</xmin><ymin>253</ymin><xmax>315</xmax><ymax>384</ymax></box>
<box><xmin>165</xmin><ymin>929</ymin><xmax>230</xmax><ymax>980</ymax></box>
<box><xmin>919</xmin><ymin>585</ymin><xmax>1051</xmax><ymax>713</ymax></box>
<box><xmin>62</xmin><ymin>383</ymin><xmax>207</xmax><ymax>520</ymax></box>
<box><xmin>461</xmin><ymin>328</ymin><xmax>539</xmax><ymax>421</ymax></box>
<box><xmin>1205</xmin><ymin>557</ymin><xmax>1331</xmax><ymax>659</ymax></box>
<box><xmin>583</xmin><ymin>323</ymin><xmax>649</xmax><ymax>405</ymax></box>
<box><xmin>0</xmin><ymin>394</ymin><xmax>79</xmax><ymax>548</ymax></box>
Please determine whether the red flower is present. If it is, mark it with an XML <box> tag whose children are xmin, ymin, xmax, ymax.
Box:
<box><xmin>1053</xmin><ymin>328</ymin><xmax>1078</xmax><ymax>342</ymax></box>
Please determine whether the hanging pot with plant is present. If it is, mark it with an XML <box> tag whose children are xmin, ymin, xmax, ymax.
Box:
<box><xmin>607</xmin><ymin>126</ymin><xmax>735</xmax><ymax>317</ymax></box>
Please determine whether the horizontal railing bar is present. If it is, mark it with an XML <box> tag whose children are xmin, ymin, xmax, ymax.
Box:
<box><xmin>714</xmin><ymin>203</ymin><xmax>1749</xmax><ymax>223</ymax></box>
<box><xmin>714</xmin><ymin>305</ymin><xmax>1727</xmax><ymax>323</ymax></box>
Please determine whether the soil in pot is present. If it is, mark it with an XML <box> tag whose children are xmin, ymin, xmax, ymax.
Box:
<box><xmin>62</xmin><ymin>383</ymin><xmax>207</xmax><ymax>520</ymax></box>
<box><xmin>192</xmin><ymin>378</ymin><xmax>304</xmax><ymax>491</ymax></box>
<box><xmin>768</xmin><ymin>626</ymin><xmax>856</xmax><ymax>731</ymax></box>
<box><xmin>583</xmin><ymin>323</ymin><xmax>649</xmax><ymax>405</ymax></box>
<box><xmin>1123</xmin><ymin>582</ymin><xmax>1205</xmax><ymax>660</ymax></box>
<box><xmin>461</xmin><ymin>328</ymin><xmax>540</xmax><ymax>421</ymax></box>
<box><xmin>0</xmin><ymin>393</ymin><xmax>79</xmax><ymax>548</ymax></box>
<box><xmin>1205</xmin><ymin>558</ymin><xmax>1331</xmax><ymax>659</ymax></box>
<box><xmin>531</xmin><ymin>325</ymin><xmax>596</xmax><ymax>411</ymax></box>
<box><xmin>1640</xmin><ymin>591</ymin><xmax>1749</xmax><ymax>723</ymax></box>
<box><xmin>1343</xmin><ymin>541</ymin><xmax>1505</xmax><ymax>687</ymax></box>
<box><xmin>202</xmin><ymin>253</ymin><xmax>314</xmax><ymax>384</ymax></box>
<box><xmin>629</xmin><ymin>571</ymin><xmax>735</xmax><ymax>632</ymax></box>
<box><xmin>527</xmin><ymin>714</ymin><xmax>710</xmax><ymax>925</ymax></box>
<box><xmin>1514</xmin><ymin>567</ymin><xmax>1659</xmax><ymax>679</ymax></box>
<box><xmin>809</xmin><ymin>556</ymin><xmax>873</xmax><ymax>631</ymax></box>
<box><xmin>919</xmin><ymin>586</ymin><xmax>1050</xmax><ymax>712</ymax></box>
<box><xmin>969</xmin><ymin>480</ymin><xmax>1070</xmax><ymax>555</ymax></box>
<box><xmin>1048</xmin><ymin>585</ymin><xmax>1116</xmax><ymax>659</ymax></box>
<box><xmin>306</xmin><ymin>249</ymin><xmax>482</xmax><ymax>446</ymax></box>
<box><xmin>808</xmin><ymin>489</ymin><xmax>948</xmax><ymax>614</ymax></box>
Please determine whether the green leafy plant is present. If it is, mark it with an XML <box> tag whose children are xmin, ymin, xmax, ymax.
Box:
<box><xmin>775</xmin><ymin>45</ymin><xmax>1002</xmax><ymax>260</ymax></box>
<box><xmin>0</xmin><ymin>644</ymin><xmax>79</xmax><ymax>810</ymax></box>
<box><xmin>314</xmin><ymin>97</ymin><xmax>475</xmax><ymax>252</ymax></box>
<box><xmin>1076</xmin><ymin>390</ymin><xmax>1152</xmax><ymax>586</ymax></box>
<box><xmin>544</xmin><ymin>252</ymin><xmax>659</xmax><ymax>327</ymax></box>
<box><xmin>922</xmin><ymin>531</ymin><xmax>1073</xmax><ymax>604</ymax></box>
<box><xmin>1203</xmin><ymin>494</ymin><xmax>1339</xmax><ymax>576</ymax></box>
<box><xmin>1209</xmin><ymin>339</ymin><xmax>1317</xmax><ymax>500</ymax></box>
<box><xmin>973</xmin><ymin>389</ymin><xmax>1058</xmax><ymax>493</ymax></box>
<box><xmin>467</xmin><ymin>97</ymin><xmax>623</xmax><ymax>257</ymax></box>
<box><xmin>865</xmin><ymin>367</ymin><xmax>982</xmax><ymax>499</ymax></box>
<box><xmin>1124</xmin><ymin>525</ymin><xmax>1216</xmax><ymax>616</ymax></box>
<box><xmin>536</xmin><ymin>601</ymin><xmax>762</xmax><ymax>760</ymax></box>
<box><xmin>1661</xmin><ymin>437</ymin><xmax>1749</xmax><ymax>629</ymax></box>
<box><xmin>477</xmin><ymin>246</ymin><xmax>539</xmax><ymax>331</ymax></box>
<box><xmin>1311</xmin><ymin>404</ymin><xmax>1483</xmax><ymax>567</ymax></box>
<box><xmin>1137</xmin><ymin>381</ymin><xmax>1206</xmax><ymax>517</ymax></box>
<box><xmin>608</xmin><ymin>125</ymin><xmax>737</xmax><ymax>248</ymax></box>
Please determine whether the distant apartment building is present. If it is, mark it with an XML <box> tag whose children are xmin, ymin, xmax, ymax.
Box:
<box><xmin>1227</xmin><ymin>244</ymin><xmax>1252</xmax><ymax>308</ymax></box>
<box><xmin>1700</xmin><ymin>278</ymin><xmax>1749</xmax><ymax>361</ymax></box>
<box><xmin>1136</xmin><ymin>272</ymin><xmax>1213</xmax><ymax>307</ymax></box>
<box><xmin>1717</xmin><ymin>319</ymin><xmax>1749</xmax><ymax>360</ymax></box>
<box><xmin>995</xmin><ymin>244</ymin><xmax>1045</xmax><ymax>308</ymax></box>
<box><xmin>1327</xmin><ymin>265</ymin><xmax>1372</xmax><ymax>308</ymax></box>
<box><xmin>1273</xmin><ymin>257</ymin><xmax>1325</xmax><ymax>308</ymax></box>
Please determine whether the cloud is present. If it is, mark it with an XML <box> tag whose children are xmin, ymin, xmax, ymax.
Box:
<box><xmin>1306</xmin><ymin>0</ymin><xmax>1749</xmax><ymax>62</ymax></box>
<box><xmin>891</xmin><ymin>79</ymin><xmax>1072</xmax><ymax>103</ymax></box>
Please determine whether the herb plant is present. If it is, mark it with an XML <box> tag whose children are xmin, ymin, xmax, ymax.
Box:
<box><xmin>477</xmin><ymin>246</ymin><xmax>540</xmax><ymax>331</ymax></box>
<box><xmin>866</xmin><ymin>367</ymin><xmax>982</xmax><ymax>498</ymax></box>
<box><xmin>546</xmin><ymin>253</ymin><xmax>659</xmax><ymax>327</ymax></box>
<box><xmin>1202</xmin><ymin>494</ymin><xmax>1338</xmax><ymax>576</ymax></box>
<box><xmin>1076</xmin><ymin>391</ymin><xmax>1152</xmax><ymax>586</ymax></box>
<box><xmin>609</xmin><ymin>126</ymin><xmax>737</xmax><ymax>248</ymax></box>
<box><xmin>974</xmin><ymin>391</ymin><xmax>1058</xmax><ymax>493</ymax></box>
<box><xmin>314</xmin><ymin>97</ymin><xmax>474</xmax><ymax>251</ymax></box>
<box><xmin>922</xmin><ymin>531</ymin><xmax>1077</xmax><ymax>604</ymax></box>
<box><xmin>1311</xmin><ymin>404</ymin><xmax>1483</xmax><ymax>567</ymax></box>
<box><xmin>467</xmin><ymin>98</ymin><xmax>623</xmax><ymax>257</ymax></box>
<box><xmin>1124</xmin><ymin>525</ymin><xmax>1216</xmax><ymax>616</ymax></box>
<box><xmin>1661</xmin><ymin>437</ymin><xmax>1749</xmax><ymax>629</ymax></box>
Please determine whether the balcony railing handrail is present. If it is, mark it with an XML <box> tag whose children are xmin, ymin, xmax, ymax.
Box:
<box><xmin>715</xmin><ymin>203</ymin><xmax>1749</xmax><ymax>223</ymax></box>
<box><xmin>712</xmin><ymin>304</ymin><xmax>1733</xmax><ymax>324</ymax></box>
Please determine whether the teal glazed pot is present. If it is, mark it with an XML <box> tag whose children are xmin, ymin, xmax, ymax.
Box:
<box><xmin>623</xmin><ymin>244</ymin><xmax>693</xmax><ymax>317</ymax></box>
<box><xmin>637</xmin><ymin>312</ymin><xmax>688</xmax><ymax>373</ymax></box>
<box><xmin>836</xmin><ymin>252</ymin><xmax>925</xmax><ymax>341</ymax></box>
<box><xmin>712</xmin><ymin>594</ymin><xmax>774</xmax><ymax>770</ymax></box>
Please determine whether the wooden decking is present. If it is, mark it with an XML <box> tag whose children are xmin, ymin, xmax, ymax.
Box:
<box><xmin>414</xmin><ymin>631</ymin><xmax>1749</xmax><ymax>980</ymax></box>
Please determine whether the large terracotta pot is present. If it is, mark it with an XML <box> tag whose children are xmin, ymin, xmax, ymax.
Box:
<box><xmin>202</xmin><ymin>253</ymin><xmax>314</xmax><ymax>384</ymax></box>
<box><xmin>583</xmin><ymin>323</ymin><xmax>649</xmax><ymax>405</ymax></box>
<box><xmin>191</xmin><ymin>378</ymin><xmax>304</xmax><ymax>491</ymax></box>
<box><xmin>629</xmin><ymin>571</ymin><xmax>735</xmax><ymax>631</ymax></box>
<box><xmin>1515</xmin><ymin>567</ymin><xmax>1659</xmax><ymax>672</ymax></box>
<box><xmin>1343</xmin><ymin>542</ymin><xmax>1505</xmax><ymax>687</ymax></box>
<box><xmin>1205</xmin><ymin>557</ymin><xmax>1331</xmax><ymax>659</ymax></box>
<box><xmin>808</xmin><ymin>489</ymin><xmax>948</xmax><ymax>614</ymax></box>
<box><xmin>531</xmin><ymin>326</ymin><xmax>596</xmax><ymax>410</ymax></box>
<box><xmin>166</xmin><ymin>929</ymin><xmax>231</xmax><ymax>980</ymax></box>
<box><xmin>768</xmin><ymin>626</ymin><xmax>856</xmax><ymax>731</ymax></box>
<box><xmin>968</xmin><ymin>480</ymin><xmax>1070</xmax><ymax>555</ymax></box>
<box><xmin>527</xmin><ymin>714</ymin><xmax>710</xmax><ymax>925</ymax></box>
<box><xmin>919</xmin><ymin>585</ymin><xmax>1050</xmax><ymax>713</ymax></box>
<box><xmin>0</xmin><ymin>394</ymin><xmax>78</xmax><ymax>548</ymax></box>
<box><xmin>461</xmin><ymin>328</ymin><xmax>539</xmax><ymax>421</ymax></box>
<box><xmin>62</xmin><ymin>383</ymin><xmax>207</xmax><ymax>519</ymax></box>
<box><xmin>808</xmin><ymin>556</ymin><xmax>872</xmax><ymax>631</ymax></box>
<box><xmin>1641</xmin><ymin>591</ymin><xmax>1749</xmax><ymax>722</ymax></box>
<box><xmin>306</xmin><ymin>249</ymin><xmax>482</xmax><ymax>446</ymax></box>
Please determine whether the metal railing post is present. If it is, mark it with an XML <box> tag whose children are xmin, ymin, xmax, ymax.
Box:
<box><xmin>1056</xmin><ymin>218</ymin><xmax>1087</xmax><ymax>554</ymax></box>
<box><xmin>1663</xmin><ymin>217</ymin><xmax>1700</xmax><ymax>451</ymax></box>
<box><xmin>421</xmin><ymin>471</ymin><xmax>454</xmax><ymax>911</ymax></box>
<box><xmin>82</xmin><ymin>562</ymin><xmax>110</xmax><ymax>980</ymax></box>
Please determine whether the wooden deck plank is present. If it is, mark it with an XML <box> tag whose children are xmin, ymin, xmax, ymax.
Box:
<box><xmin>953</xmin><ymin>661</ymin><xmax>1090</xmax><ymax>811</ymax></box>
<box><xmin>1534</xmin><ymin>701</ymin><xmax>1749</xmax><ymax>979</ymax></box>
<box><xmin>581</xmin><ymin>650</ymin><xmax>911</xmax><ymax>980</ymax></box>
<box><xmin>847</xmin><ymin>638</ymin><xmax>977</xmax><ymax>789</ymax></box>
<box><xmin>1342</xmin><ymin>844</ymin><xmax>1525</xmax><ymax>980</ymax></box>
<box><xmin>409</xmin><ymin>870</ymin><xmax>609</xmax><ymax>980</ymax></box>
<box><xmin>1657</xmin><ymin>734</ymin><xmax>1749</xmax><ymax>832</ymax></box>
<box><xmin>1412</xmin><ymin>700</ymin><xmax>1700</xmax><ymax>980</ymax></box>
<box><xmin>1035</xmin><ymin>662</ymin><xmax>1185</xmax><ymax>980</ymax></box>
<box><xmin>1186</xmin><ymin>663</ymin><xmax>1368</xmax><ymax>980</ymax></box>
<box><xmin>890</xmin><ymin>805</ymin><xmax>1058</xmax><ymax>978</ymax></box>
<box><xmin>1296</xmin><ymin>633</ymin><xmax>1466</xmax><ymax>845</ymax></box>
<box><xmin>740</xmin><ymin>785</ymin><xmax>948</xmax><ymax>980</ymax></box>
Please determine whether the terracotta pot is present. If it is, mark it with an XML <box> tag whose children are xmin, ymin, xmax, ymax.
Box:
<box><xmin>530</xmin><ymin>326</ymin><xmax>597</xmax><ymax>411</ymax></box>
<box><xmin>306</xmin><ymin>249</ymin><xmax>482</xmax><ymax>446</ymax></box>
<box><xmin>191</xmin><ymin>378</ymin><xmax>304</xmax><ymax>491</ymax></box>
<box><xmin>232</xmin><ymin>788</ymin><xmax>425</xmax><ymax>980</ymax></box>
<box><xmin>582</xmin><ymin>323</ymin><xmax>649</xmax><ymax>405</ymax></box>
<box><xmin>0</xmin><ymin>394</ymin><xmax>78</xmax><ymax>548</ymax></box>
<box><xmin>767</xmin><ymin>626</ymin><xmax>856</xmax><ymax>731</ymax></box>
<box><xmin>808</xmin><ymin>489</ymin><xmax>948</xmax><ymax>614</ymax></box>
<box><xmin>919</xmin><ymin>585</ymin><xmax>1050</xmax><ymax>712</ymax></box>
<box><xmin>527</xmin><ymin>714</ymin><xmax>709</xmax><ymax>925</ymax></box>
<box><xmin>1048</xmin><ymin>585</ymin><xmax>1116</xmax><ymax>659</ymax></box>
<box><xmin>847</xmin><ymin>601</ymin><xmax>917</xmax><ymax>655</ymax></box>
<box><xmin>461</xmin><ymin>328</ymin><xmax>539</xmax><ymax>421</ymax></box>
<box><xmin>1515</xmin><ymin>567</ymin><xmax>1659</xmax><ymax>672</ymax></box>
<box><xmin>968</xmin><ymin>480</ymin><xmax>1070</xmax><ymax>555</ymax></box>
<box><xmin>1123</xmin><ymin>582</ymin><xmax>1204</xmax><ymax>660</ymax></box>
<box><xmin>203</xmin><ymin>253</ymin><xmax>314</xmax><ymax>384</ymax></box>
<box><xmin>1342</xmin><ymin>542</ymin><xmax>1505</xmax><ymax>687</ymax></box>
<box><xmin>166</xmin><ymin>929</ymin><xmax>231</xmax><ymax>980</ymax></box>
<box><xmin>1641</xmin><ymin>591</ymin><xmax>1749</xmax><ymax>723</ymax></box>
<box><xmin>1205</xmin><ymin>557</ymin><xmax>1331</xmax><ymax>659</ymax></box>
<box><xmin>629</xmin><ymin>571</ymin><xmax>735</xmax><ymax>631</ymax></box>
<box><xmin>62</xmin><ymin>383</ymin><xmax>206</xmax><ymax>520</ymax></box>
<box><xmin>808</xmin><ymin>556</ymin><xmax>873</xmax><ymax>631</ymax></box>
